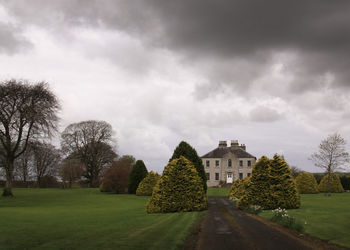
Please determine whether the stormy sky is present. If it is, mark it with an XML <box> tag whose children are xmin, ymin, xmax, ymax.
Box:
<box><xmin>1</xmin><ymin>0</ymin><xmax>350</xmax><ymax>173</ymax></box>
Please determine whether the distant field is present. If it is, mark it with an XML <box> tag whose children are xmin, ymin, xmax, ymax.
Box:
<box><xmin>259</xmin><ymin>193</ymin><xmax>350</xmax><ymax>248</ymax></box>
<box><xmin>207</xmin><ymin>187</ymin><xmax>229</xmax><ymax>197</ymax></box>
<box><xmin>0</xmin><ymin>189</ymin><xmax>198</xmax><ymax>249</ymax></box>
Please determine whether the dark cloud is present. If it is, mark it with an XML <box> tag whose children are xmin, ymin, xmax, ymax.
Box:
<box><xmin>0</xmin><ymin>22</ymin><xmax>31</xmax><ymax>54</ymax></box>
<box><xmin>2</xmin><ymin>0</ymin><xmax>350</xmax><ymax>103</ymax></box>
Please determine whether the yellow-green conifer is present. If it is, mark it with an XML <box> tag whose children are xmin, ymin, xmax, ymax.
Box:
<box><xmin>295</xmin><ymin>172</ymin><xmax>319</xmax><ymax>194</ymax></box>
<box><xmin>136</xmin><ymin>171</ymin><xmax>160</xmax><ymax>196</ymax></box>
<box><xmin>147</xmin><ymin>156</ymin><xmax>207</xmax><ymax>213</ymax></box>
<box><xmin>319</xmin><ymin>173</ymin><xmax>344</xmax><ymax>193</ymax></box>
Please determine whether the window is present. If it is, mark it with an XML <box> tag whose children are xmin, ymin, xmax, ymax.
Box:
<box><xmin>215</xmin><ymin>173</ymin><xmax>219</xmax><ymax>180</ymax></box>
<box><xmin>227</xmin><ymin>173</ymin><xmax>232</xmax><ymax>178</ymax></box>
<box><xmin>206</xmin><ymin>172</ymin><xmax>210</xmax><ymax>180</ymax></box>
<box><xmin>228</xmin><ymin>159</ymin><xmax>232</xmax><ymax>168</ymax></box>
<box><xmin>215</xmin><ymin>160</ymin><xmax>219</xmax><ymax>167</ymax></box>
<box><xmin>206</xmin><ymin>160</ymin><xmax>210</xmax><ymax>168</ymax></box>
<box><xmin>247</xmin><ymin>173</ymin><xmax>251</xmax><ymax>177</ymax></box>
<box><xmin>248</xmin><ymin>160</ymin><xmax>251</xmax><ymax>167</ymax></box>
<box><xmin>239</xmin><ymin>173</ymin><xmax>243</xmax><ymax>179</ymax></box>
<box><xmin>239</xmin><ymin>160</ymin><xmax>243</xmax><ymax>168</ymax></box>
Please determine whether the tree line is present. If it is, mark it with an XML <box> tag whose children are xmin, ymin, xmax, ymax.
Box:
<box><xmin>0</xmin><ymin>80</ymin><xmax>136</xmax><ymax>196</ymax></box>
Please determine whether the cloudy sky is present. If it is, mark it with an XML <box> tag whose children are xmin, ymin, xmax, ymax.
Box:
<box><xmin>1</xmin><ymin>0</ymin><xmax>350</xmax><ymax>173</ymax></box>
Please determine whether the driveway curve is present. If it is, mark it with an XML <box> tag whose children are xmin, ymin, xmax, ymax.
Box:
<box><xmin>196</xmin><ymin>197</ymin><xmax>317</xmax><ymax>250</ymax></box>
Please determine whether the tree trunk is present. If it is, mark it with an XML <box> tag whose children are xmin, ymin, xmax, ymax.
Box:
<box><xmin>327</xmin><ymin>173</ymin><xmax>331</xmax><ymax>196</ymax></box>
<box><xmin>2</xmin><ymin>161</ymin><xmax>14</xmax><ymax>197</ymax></box>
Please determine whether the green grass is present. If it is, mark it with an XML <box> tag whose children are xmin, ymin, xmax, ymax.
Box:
<box><xmin>0</xmin><ymin>188</ymin><xmax>199</xmax><ymax>250</ymax></box>
<box><xmin>207</xmin><ymin>187</ymin><xmax>229</xmax><ymax>197</ymax></box>
<box><xmin>259</xmin><ymin>193</ymin><xmax>350</xmax><ymax>248</ymax></box>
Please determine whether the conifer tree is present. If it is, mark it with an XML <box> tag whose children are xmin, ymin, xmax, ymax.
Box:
<box><xmin>295</xmin><ymin>172</ymin><xmax>319</xmax><ymax>194</ymax></box>
<box><xmin>319</xmin><ymin>173</ymin><xmax>344</xmax><ymax>193</ymax></box>
<box><xmin>147</xmin><ymin>156</ymin><xmax>207</xmax><ymax>213</ymax></box>
<box><xmin>228</xmin><ymin>177</ymin><xmax>250</xmax><ymax>199</ymax></box>
<box><xmin>128</xmin><ymin>160</ymin><xmax>148</xmax><ymax>194</ymax></box>
<box><xmin>136</xmin><ymin>171</ymin><xmax>160</xmax><ymax>196</ymax></box>
<box><xmin>238</xmin><ymin>156</ymin><xmax>272</xmax><ymax>209</ymax></box>
<box><xmin>269</xmin><ymin>154</ymin><xmax>300</xmax><ymax>209</ymax></box>
<box><xmin>170</xmin><ymin>141</ymin><xmax>207</xmax><ymax>192</ymax></box>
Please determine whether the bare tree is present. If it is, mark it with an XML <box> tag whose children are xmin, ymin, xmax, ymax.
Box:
<box><xmin>13</xmin><ymin>142</ymin><xmax>34</xmax><ymax>185</ymax></box>
<box><xmin>60</xmin><ymin>157</ymin><xmax>84</xmax><ymax>188</ymax></box>
<box><xmin>310</xmin><ymin>133</ymin><xmax>349</xmax><ymax>195</ymax></box>
<box><xmin>0</xmin><ymin>80</ymin><xmax>59</xmax><ymax>196</ymax></box>
<box><xmin>31</xmin><ymin>141</ymin><xmax>61</xmax><ymax>187</ymax></box>
<box><xmin>61</xmin><ymin>120</ymin><xmax>117</xmax><ymax>187</ymax></box>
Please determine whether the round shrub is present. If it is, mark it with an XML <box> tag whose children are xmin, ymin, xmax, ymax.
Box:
<box><xmin>136</xmin><ymin>171</ymin><xmax>160</xmax><ymax>196</ymax></box>
<box><xmin>100</xmin><ymin>164</ymin><xmax>130</xmax><ymax>194</ymax></box>
<box><xmin>228</xmin><ymin>177</ymin><xmax>250</xmax><ymax>199</ymax></box>
<box><xmin>147</xmin><ymin>156</ymin><xmax>207</xmax><ymax>213</ymax></box>
<box><xmin>318</xmin><ymin>173</ymin><xmax>344</xmax><ymax>193</ymax></box>
<box><xmin>295</xmin><ymin>172</ymin><xmax>319</xmax><ymax>194</ymax></box>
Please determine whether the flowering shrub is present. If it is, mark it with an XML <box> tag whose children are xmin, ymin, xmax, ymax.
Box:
<box><xmin>270</xmin><ymin>207</ymin><xmax>304</xmax><ymax>232</ymax></box>
<box><xmin>228</xmin><ymin>196</ymin><xmax>239</xmax><ymax>206</ymax></box>
<box><xmin>246</xmin><ymin>205</ymin><xmax>262</xmax><ymax>215</ymax></box>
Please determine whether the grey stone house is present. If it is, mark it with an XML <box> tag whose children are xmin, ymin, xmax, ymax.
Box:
<box><xmin>201</xmin><ymin>140</ymin><xmax>256</xmax><ymax>187</ymax></box>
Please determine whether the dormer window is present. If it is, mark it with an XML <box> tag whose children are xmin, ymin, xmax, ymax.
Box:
<box><xmin>228</xmin><ymin>159</ymin><xmax>232</xmax><ymax>168</ymax></box>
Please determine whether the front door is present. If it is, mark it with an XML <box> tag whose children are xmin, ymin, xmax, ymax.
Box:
<box><xmin>227</xmin><ymin>173</ymin><xmax>233</xmax><ymax>183</ymax></box>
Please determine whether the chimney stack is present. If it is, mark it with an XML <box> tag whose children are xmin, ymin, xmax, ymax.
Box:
<box><xmin>241</xmin><ymin>144</ymin><xmax>246</xmax><ymax>151</ymax></box>
<box><xmin>230</xmin><ymin>140</ymin><xmax>239</xmax><ymax>147</ymax></box>
<box><xmin>218</xmin><ymin>141</ymin><xmax>227</xmax><ymax>148</ymax></box>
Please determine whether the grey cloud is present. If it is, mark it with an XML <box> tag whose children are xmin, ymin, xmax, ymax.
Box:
<box><xmin>249</xmin><ymin>106</ymin><xmax>284</xmax><ymax>123</ymax></box>
<box><xmin>4</xmin><ymin>0</ymin><xmax>350</xmax><ymax>94</ymax></box>
<box><xmin>0</xmin><ymin>22</ymin><xmax>31</xmax><ymax>54</ymax></box>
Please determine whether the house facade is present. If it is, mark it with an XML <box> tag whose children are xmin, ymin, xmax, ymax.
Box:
<box><xmin>201</xmin><ymin>140</ymin><xmax>256</xmax><ymax>187</ymax></box>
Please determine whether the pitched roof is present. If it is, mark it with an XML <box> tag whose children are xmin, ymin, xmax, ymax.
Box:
<box><xmin>201</xmin><ymin>147</ymin><xmax>256</xmax><ymax>159</ymax></box>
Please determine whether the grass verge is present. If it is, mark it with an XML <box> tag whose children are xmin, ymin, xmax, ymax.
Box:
<box><xmin>259</xmin><ymin>193</ymin><xmax>350</xmax><ymax>248</ymax></box>
<box><xmin>0</xmin><ymin>188</ymin><xmax>198</xmax><ymax>250</ymax></box>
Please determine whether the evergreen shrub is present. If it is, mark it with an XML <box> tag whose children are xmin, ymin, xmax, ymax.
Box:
<box><xmin>269</xmin><ymin>154</ymin><xmax>300</xmax><ymax>209</ymax></box>
<box><xmin>147</xmin><ymin>156</ymin><xmax>207</xmax><ymax>213</ymax></box>
<box><xmin>128</xmin><ymin>160</ymin><xmax>148</xmax><ymax>194</ymax></box>
<box><xmin>136</xmin><ymin>171</ymin><xmax>160</xmax><ymax>196</ymax></box>
<box><xmin>228</xmin><ymin>177</ymin><xmax>250</xmax><ymax>199</ymax></box>
<box><xmin>340</xmin><ymin>175</ymin><xmax>350</xmax><ymax>190</ymax></box>
<box><xmin>170</xmin><ymin>141</ymin><xmax>207</xmax><ymax>193</ymax></box>
<box><xmin>295</xmin><ymin>172</ymin><xmax>319</xmax><ymax>194</ymax></box>
<box><xmin>237</xmin><ymin>156</ymin><xmax>272</xmax><ymax>210</ymax></box>
<box><xmin>318</xmin><ymin>173</ymin><xmax>344</xmax><ymax>193</ymax></box>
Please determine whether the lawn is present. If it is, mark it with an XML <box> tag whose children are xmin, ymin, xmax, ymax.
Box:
<box><xmin>0</xmin><ymin>188</ymin><xmax>199</xmax><ymax>250</ymax></box>
<box><xmin>207</xmin><ymin>187</ymin><xmax>229</xmax><ymax>197</ymax></box>
<box><xmin>259</xmin><ymin>193</ymin><xmax>350</xmax><ymax>248</ymax></box>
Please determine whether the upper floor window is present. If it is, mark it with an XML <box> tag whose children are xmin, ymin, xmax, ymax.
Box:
<box><xmin>206</xmin><ymin>172</ymin><xmax>210</xmax><ymax>180</ymax></box>
<box><xmin>239</xmin><ymin>160</ymin><xmax>243</xmax><ymax>168</ymax></box>
<box><xmin>228</xmin><ymin>159</ymin><xmax>232</xmax><ymax>168</ymax></box>
<box><xmin>206</xmin><ymin>160</ymin><xmax>210</xmax><ymax>168</ymax></box>
<box><xmin>215</xmin><ymin>160</ymin><xmax>219</xmax><ymax>167</ymax></box>
<box><xmin>248</xmin><ymin>160</ymin><xmax>251</xmax><ymax>167</ymax></box>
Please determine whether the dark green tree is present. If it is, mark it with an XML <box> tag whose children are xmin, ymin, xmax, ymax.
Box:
<box><xmin>147</xmin><ymin>156</ymin><xmax>207</xmax><ymax>213</ymax></box>
<box><xmin>238</xmin><ymin>156</ymin><xmax>272</xmax><ymax>209</ymax></box>
<box><xmin>170</xmin><ymin>141</ymin><xmax>207</xmax><ymax>193</ymax></box>
<box><xmin>269</xmin><ymin>154</ymin><xmax>300</xmax><ymax>209</ymax></box>
<box><xmin>128</xmin><ymin>160</ymin><xmax>148</xmax><ymax>194</ymax></box>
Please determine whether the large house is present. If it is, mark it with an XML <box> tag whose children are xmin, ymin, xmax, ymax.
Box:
<box><xmin>201</xmin><ymin>140</ymin><xmax>256</xmax><ymax>187</ymax></box>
